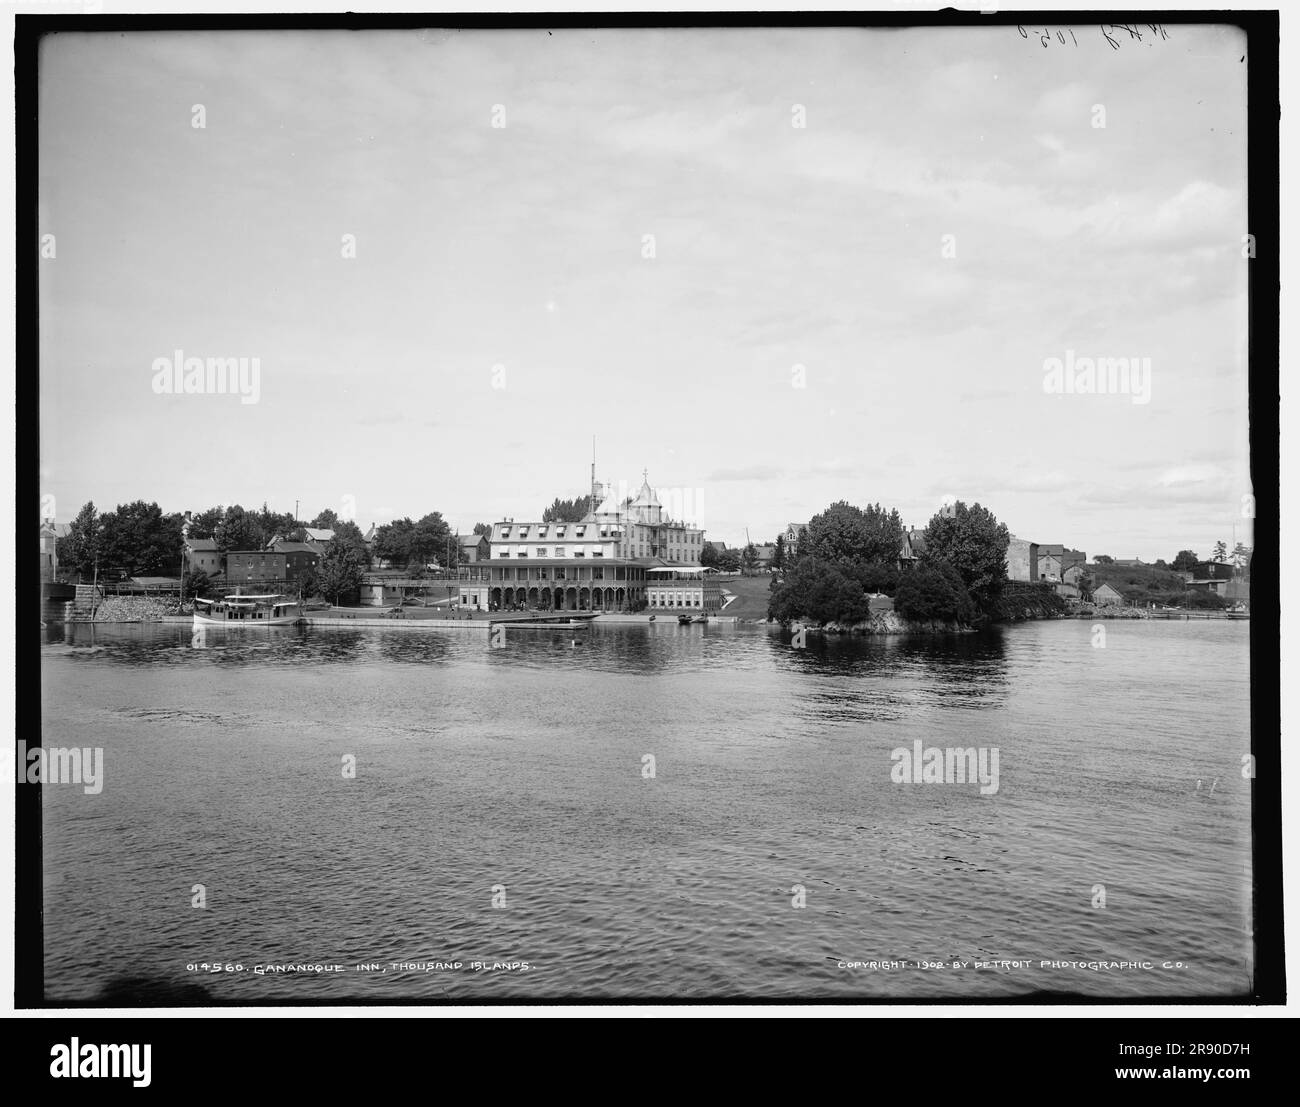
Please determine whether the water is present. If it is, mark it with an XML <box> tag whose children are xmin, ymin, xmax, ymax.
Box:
<box><xmin>38</xmin><ymin>618</ymin><xmax>1252</xmax><ymax>1002</ymax></box>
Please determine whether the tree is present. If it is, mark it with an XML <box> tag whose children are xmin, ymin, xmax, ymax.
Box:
<box><xmin>99</xmin><ymin>501</ymin><xmax>185</xmax><ymax>576</ymax></box>
<box><xmin>700</xmin><ymin>543</ymin><xmax>722</xmax><ymax>569</ymax></box>
<box><xmin>767</xmin><ymin>558</ymin><xmax>870</xmax><ymax>626</ymax></box>
<box><xmin>187</xmin><ymin>505</ymin><xmax>225</xmax><ymax>540</ymax></box>
<box><xmin>845</xmin><ymin>561</ymin><xmax>900</xmax><ymax>596</ymax></box>
<box><xmin>311</xmin><ymin>508</ymin><xmax>340</xmax><ymax>530</ymax></box>
<box><xmin>1171</xmin><ymin>550</ymin><xmax>1199</xmax><ymax>572</ymax></box>
<box><xmin>920</xmin><ymin>501</ymin><xmax>1009</xmax><ymax>611</ymax></box>
<box><xmin>893</xmin><ymin>561</ymin><xmax>977</xmax><ymax>625</ymax></box>
<box><xmin>215</xmin><ymin>504</ymin><xmax>265</xmax><ymax>552</ymax></box>
<box><xmin>373</xmin><ymin>519</ymin><xmax>414</xmax><ymax>567</ymax></box>
<box><xmin>773</xmin><ymin>535</ymin><xmax>785</xmax><ymax>570</ymax></box>
<box><xmin>472</xmin><ymin>522</ymin><xmax>492</xmax><ymax>537</ymax></box>
<box><xmin>542</xmin><ymin>495</ymin><xmax>593</xmax><ymax>523</ymax></box>
<box><xmin>59</xmin><ymin>502</ymin><xmax>99</xmax><ymax>579</ymax></box>
<box><xmin>1231</xmin><ymin>542</ymin><xmax>1249</xmax><ymax>570</ymax></box>
<box><xmin>257</xmin><ymin>503</ymin><xmax>297</xmax><ymax>543</ymax></box>
<box><xmin>411</xmin><ymin>512</ymin><xmax>453</xmax><ymax>569</ymax></box>
<box><xmin>371</xmin><ymin>513</ymin><xmax>451</xmax><ymax>570</ymax></box>
<box><xmin>742</xmin><ymin>543</ymin><xmax>758</xmax><ymax>573</ymax></box>
<box><xmin>316</xmin><ymin>538</ymin><xmax>365</xmax><ymax>606</ymax></box>
<box><xmin>804</xmin><ymin>501</ymin><xmax>905</xmax><ymax>569</ymax></box>
<box><xmin>1094</xmin><ymin>555</ymin><xmax>1114</xmax><ymax>565</ymax></box>
<box><xmin>183</xmin><ymin>568</ymin><xmax>213</xmax><ymax>601</ymax></box>
<box><xmin>1213</xmin><ymin>540</ymin><xmax>1228</xmax><ymax>562</ymax></box>
<box><xmin>332</xmin><ymin>520</ymin><xmax>370</xmax><ymax>565</ymax></box>
<box><xmin>57</xmin><ymin>502</ymin><xmax>101</xmax><ymax>580</ymax></box>
<box><xmin>718</xmin><ymin>548</ymin><xmax>741</xmax><ymax>573</ymax></box>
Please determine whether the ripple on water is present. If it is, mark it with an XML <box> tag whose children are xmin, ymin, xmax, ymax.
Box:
<box><xmin>39</xmin><ymin>618</ymin><xmax>1253</xmax><ymax>1001</ymax></box>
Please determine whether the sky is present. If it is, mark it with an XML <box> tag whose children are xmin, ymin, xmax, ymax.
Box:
<box><xmin>37</xmin><ymin>23</ymin><xmax>1253</xmax><ymax>557</ymax></box>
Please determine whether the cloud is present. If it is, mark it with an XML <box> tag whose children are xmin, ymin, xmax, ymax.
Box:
<box><xmin>705</xmin><ymin>465</ymin><xmax>785</xmax><ymax>482</ymax></box>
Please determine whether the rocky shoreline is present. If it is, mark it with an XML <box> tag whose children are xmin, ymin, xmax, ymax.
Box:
<box><xmin>788</xmin><ymin>611</ymin><xmax>976</xmax><ymax>636</ymax></box>
<box><xmin>64</xmin><ymin>596</ymin><xmax>180</xmax><ymax>623</ymax></box>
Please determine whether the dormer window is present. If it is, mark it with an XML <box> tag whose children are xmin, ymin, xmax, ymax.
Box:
<box><xmin>556</xmin><ymin>526</ymin><xmax>566</xmax><ymax>539</ymax></box>
<box><xmin>538</xmin><ymin>526</ymin><xmax>548</xmax><ymax>539</ymax></box>
<box><xmin>575</xmin><ymin>526</ymin><xmax>586</xmax><ymax>538</ymax></box>
<box><xmin>519</xmin><ymin>526</ymin><xmax>530</xmax><ymax>539</ymax></box>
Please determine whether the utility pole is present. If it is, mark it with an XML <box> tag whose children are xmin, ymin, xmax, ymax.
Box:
<box><xmin>179</xmin><ymin>513</ymin><xmax>189</xmax><ymax>611</ymax></box>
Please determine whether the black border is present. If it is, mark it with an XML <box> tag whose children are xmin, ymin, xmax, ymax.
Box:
<box><xmin>17</xmin><ymin>8</ymin><xmax>1283</xmax><ymax>1010</ymax></box>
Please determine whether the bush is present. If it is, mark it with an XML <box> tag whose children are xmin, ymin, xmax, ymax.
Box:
<box><xmin>987</xmin><ymin>579</ymin><xmax>1068</xmax><ymax>620</ymax></box>
<box><xmin>893</xmin><ymin>561</ymin><xmax>978</xmax><ymax>625</ymax></box>
<box><xmin>1184</xmin><ymin>589</ymin><xmax>1228</xmax><ymax>610</ymax></box>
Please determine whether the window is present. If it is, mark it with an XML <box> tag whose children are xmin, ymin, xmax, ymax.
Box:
<box><xmin>555</xmin><ymin>546</ymin><xmax>566</xmax><ymax>558</ymax></box>
<box><xmin>537</xmin><ymin>548</ymin><xmax>548</xmax><ymax>558</ymax></box>
<box><xmin>538</xmin><ymin>526</ymin><xmax>548</xmax><ymax>539</ymax></box>
<box><xmin>592</xmin><ymin>547</ymin><xmax>603</xmax><ymax>557</ymax></box>
<box><xmin>501</xmin><ymin>528</ymin><xmax>511</xmax><ymax>539</ymax></box>
<box><xmin>556</xmin><ymin>527</ymin><xmax>566</xmax><ymax>539</ymax></box>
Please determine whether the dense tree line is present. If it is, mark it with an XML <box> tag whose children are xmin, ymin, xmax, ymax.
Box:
<box><xmin>767</xmin><ymin>498</ymin><xmax>1009</xmax><ymax>629</ymax></box>
<box><xmin>699</xmin><ymin>543</ymin><xmax>741</xmax><ymax>573</ymax></box>
<box><xmin>370</xmin><ymin>513</ymin><xmax>454</xmax><ymax>571</ymax></box>
<box><xmin>60</xmin><ymin>500</ymin><xmax>378</xmax><ymax>582</ymax></box>
<box><xmin>541</xmin><ymin>495</ymin><xmax>594</xmax><ymax>523</ymax></box>
<box><xmin>57</xmin><ymin>501</ymin><xmax>187</xmax><ymax>579</ymax></box>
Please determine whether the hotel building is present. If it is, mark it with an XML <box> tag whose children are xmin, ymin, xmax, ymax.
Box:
<box><xmin>480</xmin><ymin>474</ymin><xmax>719</xmax><ymax>612</ymax></box>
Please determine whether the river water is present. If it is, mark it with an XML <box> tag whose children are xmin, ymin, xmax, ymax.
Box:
<box><xmin>38</xmin><ymin>618</ymin><xmax>1252</xmax><ymax>1002</ymax></box>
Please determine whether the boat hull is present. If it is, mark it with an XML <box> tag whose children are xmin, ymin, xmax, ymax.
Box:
<box><xmin>193</xmin><ymin>611</ymin><xmax>302</xmax><ymax>626</ymax></box>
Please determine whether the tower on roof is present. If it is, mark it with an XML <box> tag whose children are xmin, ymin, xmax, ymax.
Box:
<box><xmin>631</xmin><ymin>474</ymin><xmax>662</xmax><ymax>523</ymax></box>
